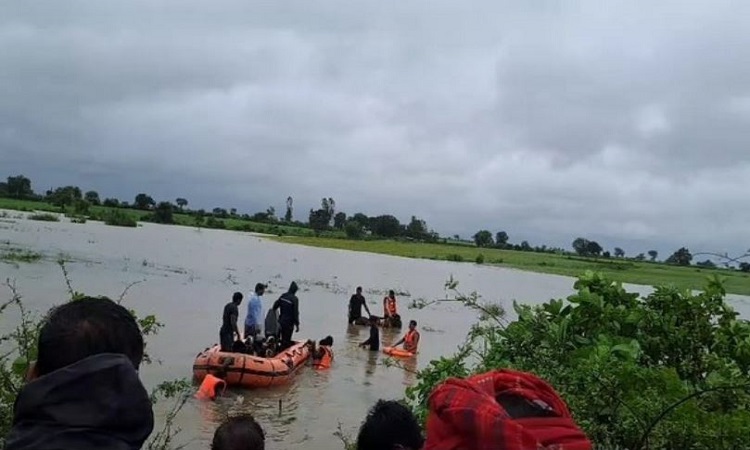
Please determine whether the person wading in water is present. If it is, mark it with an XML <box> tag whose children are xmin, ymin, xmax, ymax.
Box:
<box><xmin>272</xmin><ymin>281</ymin><xmax>300</xmax><ymax>350</ymax></box>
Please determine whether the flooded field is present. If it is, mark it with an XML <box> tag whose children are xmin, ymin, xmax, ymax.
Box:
<box><xmin>2</xmin><ymin>212</ymin><xmax>748</xmax><ymax>448</ymax></box>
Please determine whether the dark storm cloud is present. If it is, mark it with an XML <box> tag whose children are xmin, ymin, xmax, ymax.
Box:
<box><xmin>1</xmin><ymin>1</ymin><xmax>749</xmax><ymax>256</ymax></box>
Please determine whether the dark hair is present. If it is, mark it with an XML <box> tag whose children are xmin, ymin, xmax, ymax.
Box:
<box><xmin>254</xmin><ymin>283</ymin><xmax>266</xmax><ymax>294</ymax></box>
<box><xmin>212</xmin><ymin>414</ymin><xmax>265</xmax><ymax>450</ymax></box>
<box><xmin>410</xmin><ymin>320</ymin><xmax>417</xmax><ymax>327</ymax></box>
<box><xmin>36</xmin><ymin>296</ymin><xmax>144</xmax><ymax>376</ymax></box>
<box><xmin>356</xmin><ymin>400</ymin><xmax>423</xmax><ymax>450</ymax></box>
<box><xmin>356</xmin><ymin>286</ymin><xmax>362</xmax><ymax>292</ymax></box>
<box><xmin>232</xmin><ymin>292</ymin><xmax>244</xmax><ymax>303</ymax></box>
<box><xmin>389</xmin><ymin>290</ymin><xmax>395</xmax><ymax>296</ymax></box>
<box><xmin>319</xmin><ymin>335</ymin><xmax>333</xmax><ymax>346</ymax></box>
<box><xmin>289</xmin><ymin>281</ymin><xmax>299</xmax><ymax>294</ymax></box>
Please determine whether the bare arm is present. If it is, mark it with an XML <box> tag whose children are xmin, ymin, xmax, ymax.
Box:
<box><xmin>363</xmin><ymin>298</ymin><xmax>371</xmax><ymax>316</ymax></box>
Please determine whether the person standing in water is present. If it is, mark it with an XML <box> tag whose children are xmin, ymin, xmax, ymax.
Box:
<box><xmin>245</xmin><ymin>283</ymin><xmax>266</xmax><ymax>340</ymax></box>
<box><xmin>393</xmin><ymin>320</ymin><xmax>420</xmax><ymax>354</ymax></box>
<box><xmin>383</xmin><ymin>290</ymin><xmax>398</xmax><ymax>319</ymax></box>
<box><xmin>349</xmin><ymin>286</ymin><xmax>371</xmax><ymax>324</ymax></box>
<box><xmin>272</xmin><ymin>281</ymin><xmax>300</xmax><ymax>350</ymax></box>
<box><xmin>359</xmin><ymin>315</ymin><xmax>381</xmax><ymax>351</ymax></box>
<box><xmin>220</xmin><ymin>292</ymin><xmax>243</xmax><ymax>352</ymax></box>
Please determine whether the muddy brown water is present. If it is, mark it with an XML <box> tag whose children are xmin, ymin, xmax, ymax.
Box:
<box><xmin>1</xmin><ymin>211</ymin><xmax>749</xmax><ymax>449</ymax></box>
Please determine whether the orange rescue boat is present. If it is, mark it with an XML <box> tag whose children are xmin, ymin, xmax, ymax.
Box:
<box><xmin>193</xmin><ymin>341</ymin><xmax>311</xmax><ymax>388</ymax></box>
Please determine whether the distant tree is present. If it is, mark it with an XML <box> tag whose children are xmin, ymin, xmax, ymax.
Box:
<box><xmin>634</xmin><ymin>253</ymin><xmax>646</xmax><ymax>261</ymax></box>
<box><xmin>134</xmin><ymin>193</ymin><xmax>155</xmax><ymax>210</ymax></box>
<box><xmin>495</xmin><ymin>231</ymin><xmax>509</xmax><ymax>247</ymax></box>
<box><xmin>47</xmin><ymin>186</ymin><xmax>82</xmax><ymax>208</ymax></box>
<box><xmin>266</xmin><ymin>206</ymin><xmax>276</xmax><ymax>222</ymax></box>
<box><xmin>648</xmin><ymin>250</ymin><xmax>658</xmax><ymax>262</ymax></box>
<box><xmin>152</xmin><ymin>202</ymin><xmax>174</xmax><ymax>224</ymax></box>
<box><xmin>740</xmin><ymin>262</ymin><xmax>750</xmax><ymax>273</ymax></box>
<box><xmin>102</xmin><ymin>198</ymin><xmax>120</xmax><ymax>208</ymax></box>
<box><xmin>586</xmin><ymin>241</ymin><xmax>603</xmax><ymax>257</ymax></box>
<box><xmin>351</xmin><ymin>213</ymin><xmax>369</xmax><ymax>230</ymax></box>
<box><xmin>83</xmin><ymin>190</ymin><xmax>100</xmax><ymax>206</ymax></box>
<box><xmin>520</xmin><ymin>240</ymin><xmax>532</xmax><ymax>251</ymax></box>
<box><xmin>602</xmin><ymin>251</ymin><xmax>611</xmax><ymax>258</ymax></box>
<box><xmin>308</xmin><ymin>208</ymin><xmax>330</xmax><ymax>234</ymax></box>
<box><xmin>321</xmin><ymin>198</ymin><xmax>336</xmax><ymax>226</ymax></box>
<box><xmin>229</xmin><ymin>208</ymin><xmax>237</xmax><ymax>216</ymax></box>
<box><xmin>345</xmin><ymin>220</ymin><xmax>364</xmax><ymax>239</ymax></box>
<box><xmin>212</xmin><ymin>207</ymin><xmax>228</xmax><ymax>218</ymax></box>
<box><xmin>666</xmin><ymin>247</ymin><xmax>692</xmax><ymax>266</ymax></box>
<box><xmin>572</xmin><ymin>237</ymin><xmax>590</xmax><ymax>256</ymax></box>
<box><xmin>285</xmin><ymin>196</ymin><xmax>293</xmax><ymax>222</ymax></box>
<box><xmin>175</xmin><ymin>198</ymin><xmax>188</xmax><ymax>211</ymax></box>
<box><xmin>614</xmin><ymin>247</ymin><xmax>625</xmax><ymax>258</ymax></box>
<box><xmin>73</xmin><ymin>199</ymin><xmax>91</xmax><ymax>215</ymax></box>
<box><xmin>6</xmin><ymin>175</ymin><xmax>33</xmax><ymax>199</ymax></box>
<box><xmin>333</xmin><ymin>212</ymin><xmax>347</xmax><ymax>230</ymax></box>
<box><xmin>453</xmin><ymin>234</ymin><xmax>460</xmax><ymax>241</ymax></box>
<box><xmin>369</xmin><ymin>215</ymin><xmax>401</xmax><ymax>238</ymax></box>
<box><xmin>473</xmin><ymin>230</ymin><xmax>494</xmax><ymax>248</ymax></box>
<box><xmin>405</xmin><ymin>216</ymin><xmax>429</xmax><ymax>241</ymax></box>
<box><xmin>696</xmin><ymin>259</ymin><xmax>716</xmax><ymax>268</ymax></box>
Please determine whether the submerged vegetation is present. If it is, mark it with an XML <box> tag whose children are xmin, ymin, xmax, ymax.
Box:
<box><xmin>27</xmin><ymin>212</ymin><xmax>59</xmax><ymax>222</ymax></box>
<box><xmin>0</xmin><ymin>245</ymin><xmax>43</xmax><ymax>264</ymax></box>
<box><xmin>403</xmin><ymin>273</ymin><xmax>750</xmax><ymax>449</ymax></box>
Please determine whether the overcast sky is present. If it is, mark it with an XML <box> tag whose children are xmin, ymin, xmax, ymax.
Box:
<box><xmin>1</xmin><ymin>1</ymin><xmax>749</xmax><ymax>257</ymax></box>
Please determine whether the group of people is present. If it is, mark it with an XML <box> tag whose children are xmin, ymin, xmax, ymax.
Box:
<box><xmin>219</xmin><ymin>281</ymin><xmax>301</xmax><ymax>356</ymax></box>
<box><xmin>350</xmin><ymin>286</ymin><xmax>420</xmax><ymax>355</ymax></box>
<box><xmin>5</xmin><ymin>293</ymin><xmax>593</xmax><ymax>450</ymax></box>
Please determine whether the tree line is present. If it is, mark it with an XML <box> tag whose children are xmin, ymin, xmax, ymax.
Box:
<box><xmin>2</xmin><ymin>174</ymin><xmax>748</xmax><ymax>270</ymax></box>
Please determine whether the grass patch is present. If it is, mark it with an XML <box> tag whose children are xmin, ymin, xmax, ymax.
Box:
<box><xmin>272</xmin><ymin>236</ymin><xmax>750</xmax><ymax>296</ymax></box>
<box><xmin>27</xmin><ymin>213</ymin><xmax>59</xmax><ymax>222</ymax></box>
<box><xmin>102</xmin><ymin>209</ymin><xmax>138</xmax><ymax>227</ymax></box>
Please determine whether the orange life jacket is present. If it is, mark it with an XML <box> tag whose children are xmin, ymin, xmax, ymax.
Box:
<box><xmin>195</xmin><ymin>374</ymin><xmax>226</xmax><ymax>401</ymax></box>
<box><xmin>313</xmin><ymin>346</ymin><xmax>334</xmax><ymax>370</ymax></box>
<box><xmin>384</xmin><ymin>296</ymin><xmax>397</xmax><ymax>316</ymax></box>
<box><xmin>404</xmin><ymin>329</ymin><xmax>419</xmax><ymax>353</ymax></box>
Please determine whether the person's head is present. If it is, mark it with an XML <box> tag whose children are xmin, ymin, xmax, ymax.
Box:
<box><xmin>288</xmin><ymin>281</ymin><xmax>299</xmax><ymax>294</ymax></box>
<box><xmin>254</xmin><ymin>283</ymin><xmax>266</xmax><ymax>295</ymax></box>
<box><xmin>211</xmin><ymin>414</ymin><xmax>265</xmax><ymax>450</ymax></box>
<box><xmin>356</xmin><ymin>400</ymin><xmax>424</xmax><ymax>450</ymax></box>
<box><xmin>356</xmin><ymin>286</ymin><xmax>362</xmax><ymax>294</ymax></box>
<box><xmin>389</xmin><ymin>290</ymin><xmax>395</xmax><ymax>298</ymax></box>
<box><xmin>232</xmin><ymin>292</ymin><xmax>244</xmax><ymax>304</ymax></box>
<box><xmin>319</xmin><ymin>335</ymin><xmax>333</xmax><ymax>347</ymax></box>
<box><xmin>34</xmin><ymin>296</ymin><xmax>144</xmax><ymax>377</ymax></box>
<box><xmin>409</xmin><ymin>320</ymin><xmax>417</xmax><ymax>331</ymax></box>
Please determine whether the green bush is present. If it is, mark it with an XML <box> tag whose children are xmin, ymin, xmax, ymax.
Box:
<box><xmin>445</xmin><ymin>253</ymin><xmax>464</xmax><ymax>262</ymax></box>
<box><xmin>406</xmin><ymin>272</ymin><xmax>750</xmax><ymax>449</ymax></box>
<box><xmin>475</xmin><ymin>253</ymin><xmax>485</xmax><ymax>264</ymax></box>
<box><xmin>103</xmin><ymin>209</ymin><xmax>137</xmax><ymax>227</ymax></box>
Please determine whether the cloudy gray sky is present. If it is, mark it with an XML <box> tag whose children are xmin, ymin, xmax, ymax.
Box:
<box><xmin>2</xmin><ymin>1</ymin><xmax>749</xmax><ymax>257</ymax></box>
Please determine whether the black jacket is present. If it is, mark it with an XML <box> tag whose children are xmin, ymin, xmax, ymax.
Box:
<box><xmin>273</xmin><ymin>292</ymin><xmax>300</xmax><ymax>327</ymax></box>
<box><xmin>5</xmin><ymin>353</ymin><xmax>155</xmax><ymax>450</ymax></box>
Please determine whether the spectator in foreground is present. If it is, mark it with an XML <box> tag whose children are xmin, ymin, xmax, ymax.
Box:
<box><xmin>211</xmin><ymin>414</ymin><xmax>266</xmax><ymax>450</ymax></box>
<box><xmin>423</xmin><ymin>368</ymin><xmax>592</xmax><ymax>450</ymax></box>
<box><xmin>6</xmin><ymin>296</ymin><xmax>154</xmax><ymax>450</ymax></box>
<box><xmin>357</xmin><ymin>399</ymin><xmax>424</xmax><ymax>450</ymax></box>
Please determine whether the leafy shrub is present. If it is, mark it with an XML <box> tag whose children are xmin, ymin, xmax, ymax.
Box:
<box><xmin>445</xmin><ymin>253</ymin><xmax>464</xmax><ymax>262</ymax></box>
<box><xmin>405</xmin><ymin>272</ymin><xmax>750</xmax><ymax>449</ymax></box>
<box><xmin>103</xmin><ymin>209</ymin><xmax>137</xmax><ymax>227</ymax></box>
<box><xmin>475</xmin><ymin>253</ymin><xmax>485</xmax><ymax>264</ymax></box>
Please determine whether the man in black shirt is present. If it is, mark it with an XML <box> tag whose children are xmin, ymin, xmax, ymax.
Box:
<box><xmin>220</xmin><ymin>292</ymin><xmax>243</xmax><ymax>352</ymax></box>
<box><xmin>359</xmin><ymin>315</ymin><xmax>380</xmax><ymax>351</ymax></box>
<box><xmin>272</xmin><ymin>281</ymin><xmax>300</xmax><ymax>350</ymax></box>
<box><xmin>348</xmin><ymin>286</ymin><xmax>371</xmax><ymax>324</ymax></box>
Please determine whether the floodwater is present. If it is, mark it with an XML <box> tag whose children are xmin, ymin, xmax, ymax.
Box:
<box><xmin>1</xmin><ymin>211</ymin><xmax>749</xmax><ymax>449</ymax></box>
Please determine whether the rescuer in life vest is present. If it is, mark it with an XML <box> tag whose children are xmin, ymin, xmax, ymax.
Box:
<box><xmin>393</xmin><ymin>320</ymin><xmax>420</xmax><ymax>354</ymax></box>
<box><xmin>382</xmin><ymin>290</ymin><xmax>402</xmax><ymax>328</ymax></box>
<box><xmin>311</xmin><ymin>335</ymin><xmax>334</xmax><ymax>370</ymax></box>
<box><xmin>195</xmin><ymin>370</ymin><xmax>227</xmax><ymax>401</ymax></box>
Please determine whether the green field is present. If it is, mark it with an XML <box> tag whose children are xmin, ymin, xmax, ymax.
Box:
<box><xmin>273</xmin><ymin>236</ymin><xmax>750</xmax><ymax>296</ymax></box>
